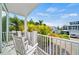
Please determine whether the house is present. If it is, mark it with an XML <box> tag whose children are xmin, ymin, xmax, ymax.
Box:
<box><xmin>62</xmin><ymin>21</ymin><xmax>79</xmax><ymax>38</ymax></box>
<box><xmin>50</xmin><ymin>26</ymin><xmax>61</xmax><ymax>33</ymax></box>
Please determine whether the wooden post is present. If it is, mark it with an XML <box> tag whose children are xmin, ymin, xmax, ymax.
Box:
<box><xmin>0</xmin><ymin>3</ymin><xmax>2</xmax><ymax>53</ymax></box>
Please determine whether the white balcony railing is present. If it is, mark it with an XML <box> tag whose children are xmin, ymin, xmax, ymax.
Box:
<box><xmin>2</xmin><ymin>32</ymin><xmax>79</xmax><ymax>55</ymax></box>
<box><xmin>37</xmin><ymin>34</ymin><xmax>79</xmax><ymax>55</ymax></box>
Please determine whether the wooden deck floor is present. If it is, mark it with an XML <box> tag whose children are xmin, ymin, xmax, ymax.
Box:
<box><xmin>0</xmin><ymin>41</ymin><xmax>44</xmax><ymax>55</ymax></box>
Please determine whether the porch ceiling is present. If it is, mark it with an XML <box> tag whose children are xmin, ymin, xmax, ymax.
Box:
<box><xmin>5</xmin><ymin>3</ymin><xmax>39</xmax><ymax>17</ymax></box>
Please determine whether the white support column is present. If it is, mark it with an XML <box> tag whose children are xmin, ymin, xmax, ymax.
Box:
<box><xmin>2</xmin><ymin>4</ymin><xmax>9</xmax><ymax>42</ymax></box>
<box><xmin>6</xmin><ymin>11</ymin><xmax>9</xmax><ymax>42</ymax></box>
<box><xmin>0</xmin><ymin>3</ymin><xmax>2</xmax><ymax>53</ymax></box>
<box><xmin>24</xmin><ymin>17</ymin><xmax>28</xmax><ymax>38</ymax></box>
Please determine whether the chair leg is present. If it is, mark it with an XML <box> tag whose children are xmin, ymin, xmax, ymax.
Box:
<box><xmin>34</xmin><ymin>48</ymin><xmax>38</xmax><ymax>55</ymax></box>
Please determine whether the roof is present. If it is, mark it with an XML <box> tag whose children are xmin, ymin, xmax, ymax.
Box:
<box><xmin>5</xmin><ymin>3</ymin><xmax>39</xmax><ymax>17</ymax></box>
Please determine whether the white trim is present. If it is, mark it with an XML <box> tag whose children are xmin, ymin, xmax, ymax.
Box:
<box><xmin>6</xmin><ymin>11</ymin><xmax>9</xmax><ymax>42</ymax></box>
<box><xmin>0</xmin><ymin>3</ymin><xmax>2</xmax><ymax>53</ymax></box>
<box><xmin>2</xmin><ymin>4</ymin><xmax>9</xmax><ymax>42</ymax></box>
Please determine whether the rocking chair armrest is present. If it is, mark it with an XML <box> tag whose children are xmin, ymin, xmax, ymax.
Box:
<box><xmin>24</xmin><ymin>40</ymin><xmax>28</xmax><ymax>45</ymax></box>
<box><xmin>26</xmin><ymin>43</ymin><xmax>38</xmax><ymax>55</ymax></box>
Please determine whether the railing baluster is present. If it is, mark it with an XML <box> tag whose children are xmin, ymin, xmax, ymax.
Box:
<box><xmin>53</xmin><ymin>38</ymin><xmax>54</xmax><ymax>55</ymax></box>
<box><xmin>40</xmin><ymin>35</ymin><xmax>41</xmax><ymax>48</ymax></box>
<box><xmin>41</xmin><ymin>35</ymin><xmax>43</xmax><ymax>49</ymax></box>
<box><xmin>77</xmin><ymin>44</ymin><xmax>79</xmax><ymax>55</ymax></box>
<box><xmin>43</xmin><ymin>35</ymin><xmax>44</xmax><ymax>50</ymax></box>
<box><xmin>42</xmin><ymin>35</ymin><xmax>44</xmax><ymax>50</ymax></box>
<box><xmin>56</xmin><ymin>39</ymin><xmax>58</xmax><ymax>55</ymax></box>
<box><xmin>43</xmin><ymin>36</ymin><xmax>45</xmax><ymax>51</ymax></box>
<box><xmin>51</xmin><ymin>38</ymin><xmax>52</xmax><ymax>55</ymax></box>
<box><xmin>2</xmin><ymin>32</ymin><xmax>5</xmax><ymax>43</ymax></box>
<box><xmin>60</xmin><ymin>40</ymin><xmax>62</xmax><ymax>55</ymax></box>
<box><xmin>44</xmin><ymin>36</ymin><xmax>46</xmax><ymax>52</ymax></box>
<box><xmin>64</xmin><ymin>41</ymin><xmax>67</xmax><ymax>55</ymax></box>
<box><xmin>47</xmin><ymin>37</ymin><xmax>48</xmax><ymax>54</ymax></box>
<box><xmin>71</xmin><ymin>42</ymin><xmax>72</xmax><ymax>55</ymax></box>
<box><xmin>46</xmin><ymin>36</ymin><xmax>47</xmax><ymax>53</ymax></box>
<box><xmin>49</xmin><ymin>37</ymin><xmax>51</xmax><ymax>55</ymax></box>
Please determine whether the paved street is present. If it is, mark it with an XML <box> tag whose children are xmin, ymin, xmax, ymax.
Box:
<box><xmin>70</xmin><ymin>38</ymin><xmax>79</xmax><ymax>42</ymax></box>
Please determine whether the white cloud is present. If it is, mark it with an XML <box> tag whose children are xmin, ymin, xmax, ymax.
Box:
<box><xmin>69</xmin><ymin>13</ymin><xmax>78</xmax><ymax>16</ymax></box>
<box><xmin>67</xmin><ymin>3</ymin><xmax>78</xmax><ymax>7</ymax></box>
<box><xmin>61</xmin><ymin>13</ymin><xmax>78</xmax><ymax>18</ymax></box>
<box><xmin>46</xmin><ymin>7</ymin><xmax>58</xmax><ymax>12</ymax></box>
<box><xmin>44</xmin><ymin>22</ymin><xmax>53</xmax><ymax>26</ymax></box>
<box><xmin>59</xmin><ymin>9</ymin><xmax>66</xmax><ymax>12</ymax></box>
<box><xmin>46</xmin><ymin>7</ymin><xmax>66</xmax><ymax>13</ymax></box>
<box><xmin>36</xmin><ymin>13</ymin><xmax>49</xmax><ymax>16</ymax></box>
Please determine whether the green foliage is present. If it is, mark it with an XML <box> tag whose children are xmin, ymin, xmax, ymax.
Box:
<box><xmin>38</xmin><ymin>20</ymin><xmax>43</xmax><ymax>25</ymax></box>
<box><xmin>28</xmin><ymin>19</ymin><xmax>35</xmax><ymax>24</ymax></box>
<box><xmin>2</xmin><ymin>16</ymin><xmax>6</xmax><ymax>32</ymax></box>
<box><xmin>37</xmin><ymin>25</ymin><xmax>52</xmax><ymax>35</ymax></box>
<box><xmin>9</xmin><ymin>17</ymin><xmax>19</xmax><ymax>31</ymax></box>
<box><xmin>2</xmin><ymin>16</ymin><xmax>69</xmax><ymax>41</ymax></box>
<box><xmin>9</xmin><ymin>17</ymin><xmax>24</xmax><ymax>31</ymax></box>
<box><xmin>49</xmin><ymin>33</ymin><xmax>69</xmax><ymax>39</ymax></box>
<box><xmin>27</xmin><ymin>24</ymin><xmax>37</xmax><ymax>32</ymax></box>
<box><xmin>27</xmin><ymin>20</ymin><xmax>52</xmax><ymax>35</ymax></box>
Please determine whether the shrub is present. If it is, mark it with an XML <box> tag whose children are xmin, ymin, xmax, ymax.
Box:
<box><xmin>49</xmin><ymin>33</ymin><xmax>69</xmax><ymax>39</ymax></box>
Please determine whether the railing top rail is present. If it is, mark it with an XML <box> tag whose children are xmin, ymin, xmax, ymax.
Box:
<box><xmin>2</xmin><ymin>32</ymin><xmax>12</xmax><ymax>33</ymax></box>
<box><xmin>38</xmin><ymin>34</ymin><xmax>79</xmax><ymax>44</ymax></box>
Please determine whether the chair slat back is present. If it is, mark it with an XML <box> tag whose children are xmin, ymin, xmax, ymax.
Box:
<box><xmin>13</xmin><ymin>36</ymin><xmax>26</xmax><ymax>55</ymax></box>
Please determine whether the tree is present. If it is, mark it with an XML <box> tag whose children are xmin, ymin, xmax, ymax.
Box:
<box><xmin>38</xmin><ymin>20</ymin><xmax>43</xmax><ymax>25</ymax></box>
<box><xmin>9</xmin><ymin>16</ymin><xmax>24</xmax><ymax>31</ymax></box>
<box><xmin>9</xmin><ymin>17</ymin><xmax>19</xmax><ymax>31</ymax></box>
<box><xmin>27</xmin><ymin>20</ymin><xmax>52</xmax><ymax>35</ymax></box>
<box><xmin>28</xmin><ymin>19</ymin><xmax>35</xmax><ymax>24</ymax></box>
<box><xmin>38</xmin><ymin>25</ymin><xmax>52</xmax><ymax>35</ymax></box>
<box><xmin>18</xmin><ymin>20</ymin><xmax>24</xmax><ymax>31</ymax></box>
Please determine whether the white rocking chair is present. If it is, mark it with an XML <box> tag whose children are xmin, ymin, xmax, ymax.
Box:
<box><xmin>12</xmin><ymin>35</ymin><xmax>38</xmax><ymax>55</ymax></box>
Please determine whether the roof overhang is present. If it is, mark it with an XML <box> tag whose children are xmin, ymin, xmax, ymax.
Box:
<box><xmin>4</xmin><ymin>3</ymin><xmax>39</xmax><ymax>17</ymax></box>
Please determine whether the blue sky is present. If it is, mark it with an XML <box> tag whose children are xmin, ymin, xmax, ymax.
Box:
<box><xmin>27</xmin><ymin>3</ymin><xmax>79</xmax><ymax>27</ymax></box>
<box><xmin>2</xmin><ymin>3</ymin><xmax>79</xmax><ymax>27</ymax></box>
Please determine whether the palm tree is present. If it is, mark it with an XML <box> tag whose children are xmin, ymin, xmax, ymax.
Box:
<box><xmin>9</xmin><ymin>16</ymin><xmax>19</xmax><ymax>31</ymax></box>
<box><xmin>29</xmin><ymin>18</ymin><xmax>34</xmax><ymax>24</ymax></box>
<box><xmin>38</xmin><ymin>20</ymin><xmax>43</xmax><ymax>25</ymax></box>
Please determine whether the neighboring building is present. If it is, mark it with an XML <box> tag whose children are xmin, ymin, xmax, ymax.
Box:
<box><xmin>50</xmin><ymin>26</ymin><xmax>61</xmax><ymax>33</ymax></box>
<box><xmin>62</xmin><ymin>21</ymin><xmax>79</xmax><ymax>38</ymax></box>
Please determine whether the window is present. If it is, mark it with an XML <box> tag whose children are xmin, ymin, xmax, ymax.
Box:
<box><xmin>68</xmin><ymin>26</ymin><xmax>72</xmax><ymax>30</ymax></box>
<box><xmin>78</xmin><ymin>26</ymin><xmax>79</xmax><ymax>30</ymax></box>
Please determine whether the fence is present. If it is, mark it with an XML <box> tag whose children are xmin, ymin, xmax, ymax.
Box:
<box><xmin>2</xmin><ymin>32</ymin><xmax>13</xmax><ymax>42</ymax></box>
